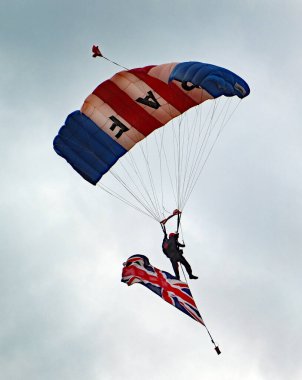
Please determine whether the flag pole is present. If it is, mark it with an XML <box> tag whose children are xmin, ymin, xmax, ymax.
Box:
<box><xmin>180</xmin><ymin>265</ymin><xmax>221</xmax><ymax>355</ymax></box>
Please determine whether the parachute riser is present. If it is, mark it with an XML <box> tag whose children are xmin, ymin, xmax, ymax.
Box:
<box><xmin>176</xmin><ymin>211</ymin><xmax>181</xmax><ymax>234</ymax></box>
<box><xmin>160</xmin><ymin>209</ymin><xmax>185</xmax><ymax>243</ymax></box>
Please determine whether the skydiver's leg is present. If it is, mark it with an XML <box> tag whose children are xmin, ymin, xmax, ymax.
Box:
<box><xmin>178</xmin><ymin>255</ymin><xmax>192</xmax><ymax>275</ymax></box>
<box><xmin>178</xmin><ymin>256</ymin><xmax>198</xmax><ymax>279</ymax></box>
<box><xmin>170</xmin><ymin>259</ymin><xmax>180</xmax><ymax>279</ymax></box>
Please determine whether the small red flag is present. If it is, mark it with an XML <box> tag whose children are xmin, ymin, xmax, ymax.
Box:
<box><xmin>92</xmin><ymin>45</ymin><xmax>103</xmax><ymax>58</ymax></box>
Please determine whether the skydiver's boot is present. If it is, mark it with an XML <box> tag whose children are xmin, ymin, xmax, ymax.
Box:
<box><xmin>189</xmin><ymin>274</ymin><xmax>198</xmax><ymax>279</ymax></box>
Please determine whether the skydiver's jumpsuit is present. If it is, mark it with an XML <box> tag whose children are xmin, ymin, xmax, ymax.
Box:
<box><xmin>162</xmin><ymin>233</ymin><xmax>193</xmax><ymax>280</ymax></box>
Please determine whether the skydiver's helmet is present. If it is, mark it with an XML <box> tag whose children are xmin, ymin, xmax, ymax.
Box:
<box><xmin>169</xmin><ymin>232</ymin><xmax>179</xmax><ymax>238</ymax></box>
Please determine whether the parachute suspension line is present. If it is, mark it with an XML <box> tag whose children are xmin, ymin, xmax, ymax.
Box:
<box><xmin>176</xmin><ymin>113</ymin><xmax>184</xmax><ymax>211</ymax></box>
<box><xmin>181</xmin><ymin>96</ymin><xmax>233</xmax><ymax>209</ymax></box>
<box><xmin>165</xmin><ymin>89</ymin><xmax>220</xmax><ymax>212</ymax></box>
<box><xmin>178</xmin><ymin>101</ymin><xmax>208</xmax><ymax>210</ymax></box>
<box><xmin>113</xmin><ymin>151</ymin><xmax>163</xmax><ymax>222</ymax></box>
<box><xmin>182</xmin><ymin>97</ymin><xmax>241</xmax><ymax>207</ymax></box>
<box><xmin>179</xmin><ymin>264</ymin><xmax>221</xmax><ymax>355</ymax></box>
<box><xmin>105</xmin><ymin>139</ymin><xmax>166</xmax><ymax>221</ymax></box>
<box><xmin>153</xmin><ymin>93</ymin><xmax>214</xmax><ymax>219</ymax></box>
<box><xmin>160</xmin><ymin>100</ymin><xmax>179</xmax><ymax>211</ymax></box>
<box><xmin>157</xmin><ymin>120</ymin><xmax>180</xmax><ymax>210</ymax></box>
<box><xmin>154</xmin><ymin>128</ymin><xmax>169</xmax><ymax>221</ymax></box>
<box><xmin>177</xmin><ymin>99</ymin><xmax>218</xmax><ymax>210</ymax></box>
<box><xmin>169</xmin><ymin>111</ymin><xmax>189</xmax><ymax>212</ymax></box>
<box><xmin>178</xmin><ymin>105</ymin><xmax>202</xmax><ymax>208</ymax></box>
<box><xmin>167</xmin><ymin>87</ymin><xmax>216</xmax><ymax>212</ymax></box>
<box><xmin>109</xmin><ymin>169</ymin><xmax>161</xmax><ymax>221</ymax></box>
<box><xmin>125</xmin><ymin>149</ymin><xmax>161</xmax><ymax>220</ymax></box>
<box><xmin>219</xmin><ymin>97</ymin><xmax>242</xmax><ymax>132</ymax></box>
<box><xmin>177</xmin><ymin>113</ymin><xmax>188</xmax><ymax>212</ymax></box>
<box><xmin>164</xmin><ymin>89</ymin><xmax>182</xmax><ymax>213</ymax></box>
<box><xmin>177</xmin><ymin>112</ymin><xmax>191</xmax><ymax>212</ymax></box>
<box><xmin>170</xmin><ymin>113</ymin><xmax>184</xmax><ymax>207</ymax></box>
<box><xmin>163</xmin><ymin>118</ymin><xmax>178</xmax><ymax>206</ymax></box>
<box><xmin>97</xmin><ymin>183</ymin><xmax>157</xmax><ymax>220</ymax></box>
<box><xmin>180</xmin><ymin>99</ymin><xmax>221</xmax><ymax>208</ymax></box>
<box><xmin>120</xmin><ymin>128</ymin><xmax>170</xmax><ymax>221</ymax></box>
<box><xmin>129</xmin><ymin>148</ymin><xmax>163</xmax><ymax>220</ymax></box>
<box><xmin>138</xmin><ymin>138</ymin><xmax>163</xmax><ymax>220</ymax></box>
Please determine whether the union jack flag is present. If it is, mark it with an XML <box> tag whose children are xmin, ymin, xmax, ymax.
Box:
<box><xmin>121</xmin><ymin>254</ymin><xmax>204</xmax><ymax>325</ymax></box>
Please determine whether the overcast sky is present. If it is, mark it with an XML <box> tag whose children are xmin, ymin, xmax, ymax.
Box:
<box><xmin>1</xmin><ymin>1</ymin><xmax>302</xmax><ymax>379</ymax></box>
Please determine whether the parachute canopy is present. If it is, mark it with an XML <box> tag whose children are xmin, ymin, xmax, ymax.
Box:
<box><xmin>53</xmin><ymin>61</ymin><xmax>250</xmax><ymax>185</ymax></box>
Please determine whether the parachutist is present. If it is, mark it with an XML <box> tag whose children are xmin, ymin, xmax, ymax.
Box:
<box><xmin>162</xmin><ymin>229</ymin><xmax>198</xmax><ymax>280</ymax></box>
